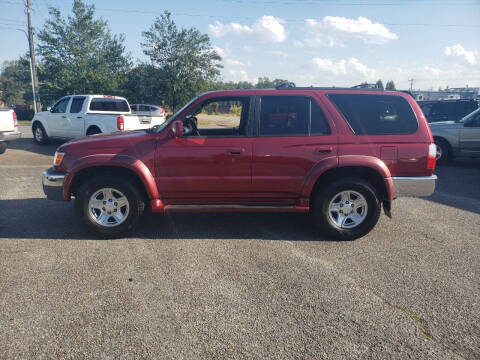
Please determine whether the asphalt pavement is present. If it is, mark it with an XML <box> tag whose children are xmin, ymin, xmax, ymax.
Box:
<box><xmin>0</xmin><ymin>126</ymin><xmax>479</xmax><ymax>359</ymax></box>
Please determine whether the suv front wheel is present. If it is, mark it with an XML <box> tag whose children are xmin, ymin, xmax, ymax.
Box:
<box><xmin>312</xmin><ymin>178</ymin><xmax>381</xmax><ymax>241</ymax></box>
<box><xmin>75</xmin><ymin>176</ymin><xmax>145</xmax><ymax>238</ymax></box>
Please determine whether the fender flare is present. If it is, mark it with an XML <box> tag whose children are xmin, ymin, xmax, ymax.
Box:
<box><xmin>300</xmin><ymin>155</ymin><xmax>394</xmax><ymax>202</ymax></box>
<box><xmin>62</xmin><ymin>154</ymin><xmax>159</xmax><ymax>201</ymax></box>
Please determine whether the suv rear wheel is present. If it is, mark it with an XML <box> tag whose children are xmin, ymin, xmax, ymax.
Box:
<box><xmin>312</xmin><ymin>178</ymin><xmax>381</xmax><ymax>241</ymax></box>
<box><xmin>75</xmin><ymin>176</ymin><xmax>145</xmax><ymax>238</ymax></box>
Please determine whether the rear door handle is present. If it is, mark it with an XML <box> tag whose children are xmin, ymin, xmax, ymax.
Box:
<box><xmin>61</xmin><ymin>115</ymin><xmax>67</xmax><ymax>119</ymax></box>
<box><xmin>315</xmin><ymin>147</ymin><xmax>332</xmax><ymax>154</ymax></box>
<box><xmin>229</xmin><ymin>149</ymin><xmax>242</xmax><ymax>155</ymax></box>
<box><xmin>76</xmin><ymin>116</ymin><xmax>82</xmax><ymax>119</ymax></box>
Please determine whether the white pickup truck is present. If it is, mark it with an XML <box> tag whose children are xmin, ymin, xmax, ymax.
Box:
<box><xmin>31</xmin><ymin>95</ymin><xmax>166</xmax><ymax>144</ymax></box>
<box><xmin>0</xmin><ymin>108</ymin><xmax>21</xmax><ymax>154</ymax></box>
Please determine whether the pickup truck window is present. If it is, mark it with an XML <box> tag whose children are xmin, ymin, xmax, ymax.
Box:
<box><xmin>89</xmin><ymin>98</ymin><xmax>129</xmax><ymax>112</ymax></box>
<box><xmin>327</xmin><ymin>94</ymin><xmax>418</xmax><ymax>135</ymax></box>
<box><xmin>51</xmin><ymin>97</ymin><xmax>70</xmax><ymax>113</ymax></box>
<box><xmin>70</xmin><ymin>97</ymin><xmax>86</xmax><ymax>113</ymax></box>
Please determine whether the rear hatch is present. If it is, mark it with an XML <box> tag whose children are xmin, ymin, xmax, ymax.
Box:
<box><xmin>0</xmin><ymin>109</ymin><xmax>17</xmax><ymax>132</ymax></box>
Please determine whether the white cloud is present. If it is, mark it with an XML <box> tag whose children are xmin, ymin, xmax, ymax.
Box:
<box><xmin>208</xmin><ymin>15</ymin><xmax>286</xmax><ymax>43</ymax></box>
<box><xmin>312</xmin><ymin>57</ymin><xmax>376</xmax><ymax>78</ymax></box>
<box><xmin>444</xmin><ymin>44</ymin><xmax>477</xmax><ymax>65</ymax></box>
<box><xmin>226</xmin><ymin>58</ymin><xmax>251</xmax><ymax>67</ymax></box>
<box><xmin>303</xmin><ymin>16</ymin><xmax>398</xmax><ymax>47</ymax></box>
<box><xmin>266</xmin><ymin>50</ymin><xmax>292</xmax><ymax>59</ymax></box>
<box><xmin>227</xmin><ymin>69</ymin><xmax>254</xmax><ymax>83</ymax></box>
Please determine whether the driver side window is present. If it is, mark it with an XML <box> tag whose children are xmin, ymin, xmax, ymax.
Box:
<box><xmin>51</xmin><ymin>97</ymin><xmax>70</xmax><ymax>113</ymax></box>
<box><xmin>185</xmin><ymin>97</ymin><xmax>250</xmax><ymax>137</ymax></box>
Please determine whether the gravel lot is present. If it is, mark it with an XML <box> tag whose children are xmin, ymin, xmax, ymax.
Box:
<box><xmin>1</xmin><ymin>126</ymin><xmax>479</xmax><ymax>359</ymax></box>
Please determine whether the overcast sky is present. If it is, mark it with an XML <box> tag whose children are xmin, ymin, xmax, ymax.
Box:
<box><xmin>0</xmin><ymin>0</ymin><xmax>479</xmax><ymax>90</ymax></box>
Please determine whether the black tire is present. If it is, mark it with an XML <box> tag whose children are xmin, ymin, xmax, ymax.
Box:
<box><xmin>32</xmin><ymin>122</ymin><xmax>49</xmax><ymax>145</ymax></box>
<box><xmin>434</xmin><ymin>138</ymin><xmax>451</xmax><ymax>165</ymax></box>
<box><xmin>75</xmin><ymin>176</ymin><xmax>145</xmax><ymax>238</ymax></box>
<box><xmin>311</xmin><ymin>177</ymin><xmax>381</xmax><ymax>241</ymax></box>
<box><xmin>0</xmin><ymin>142</ymin><xmax>6</xmax><ymax>154</ymax></box>
<box><xmin>86</xmin><ymin>127</ymin><xmax>101</xmax><ymax>136</ymax></box>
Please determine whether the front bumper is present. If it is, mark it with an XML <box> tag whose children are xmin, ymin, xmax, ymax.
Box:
<box><xmin>0</xmin><ymin>130</ymin><xmax>21</xmax><ymax>142</ymax></box>
<box><xmin>42</xmin><ymin>168</ymin><xmax>66</xmax><ymax>201</ymax></box>
<box><xmin>392</xmin><ymin>175</ymin><xmax>437</xmax><ymax>198</ymax></box>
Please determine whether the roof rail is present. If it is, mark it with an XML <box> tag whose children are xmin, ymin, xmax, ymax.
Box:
<box><xmin>275</xmin><ymin>82</ymin><xmax>296</xmax><ymax>89</ymax></box>
<box><xmin>351</xmin><ymin>83</ymin><xmax>378</xmax><ymax>89</ymax></box>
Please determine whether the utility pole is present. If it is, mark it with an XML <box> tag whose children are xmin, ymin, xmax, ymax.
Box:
<box><xmin>408</xmin><ymin>78</ymin><xmax>414</xmax><ymax>91</ymax></box>
<box><xmin>26</xmin><ymin>0</ymin><xmax>40</xmax><ymax>113</ymax></box>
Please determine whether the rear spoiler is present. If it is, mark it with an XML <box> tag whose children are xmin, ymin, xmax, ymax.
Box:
<box><xmin>399</xmin><ymin>90</ymin><xmax>414</xmax><ymax>98</ymax></box>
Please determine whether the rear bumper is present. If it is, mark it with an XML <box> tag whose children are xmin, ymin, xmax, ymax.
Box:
<box><xmin>392</xmin><ymin>175</ymin><xmax>437</xmax><ymax>198</ymax></box>
<box><xmin>0</xmin><ymin>130</ymin><xmax>21</xmax><ymax>142</ymax></box>
<box><xmin>42</xmin><ymin>168</ymin><xmax>66</xmax><ymax>201</ymax></box>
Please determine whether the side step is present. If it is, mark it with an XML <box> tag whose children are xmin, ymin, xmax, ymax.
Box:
<box><xmin>162</xmin><ymin>204</ymin><xmax>310</xmax><ymax>213</ymax></box>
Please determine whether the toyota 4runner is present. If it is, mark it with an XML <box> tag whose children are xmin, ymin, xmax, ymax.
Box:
<box><xmin>42</xmin><ymin>86</ymin><xmax>437</xmax><ymax>240</ymax></box>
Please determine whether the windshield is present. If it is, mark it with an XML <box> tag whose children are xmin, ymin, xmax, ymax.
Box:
<box><xmin>460</xmin><ymin>107</ymin><xmax>480</xmax><ymax>123</ymax></box>
<box><xmin>152</xmin><ymin>96</ymin><xmax>199</xmax><ymax>133</ymax></box>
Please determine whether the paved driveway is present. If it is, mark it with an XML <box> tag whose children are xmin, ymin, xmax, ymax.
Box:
<box><xmin>0</xmin><ymin>126</ymin><xmax>479</xmax><ymax>359</ymax></box>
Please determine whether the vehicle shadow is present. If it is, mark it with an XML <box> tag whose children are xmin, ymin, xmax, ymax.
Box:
<box><xmin>6</xmin><ymin>137</ymin><xmax>65</xmax><ymax>156</ymax></box>
<box><xmin>0</xmin><ymin>198</ymin><xmax>332</xmax><ymax>242</ymax></box>
<box><xmin>425</xmin><ymin>158</ymin><xmax>480</xmax><ymax>214</ymax></box>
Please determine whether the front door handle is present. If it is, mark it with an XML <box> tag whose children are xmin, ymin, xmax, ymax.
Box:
<box><xmin>315</xmin><ymin>147</ymin><xmax>332</xmax><ymax>154</ymax></box>
<box><xmin>76</xmin><ymin>116</ymin><xmax>82</xmax><ymax>119</ymax></box>
<box><xmin>61</xmin><ymin>115</ymin><xmax>67</xmax><ymax>119</ymax></box>
<box><xmin>229</xmin><ymin>149</ymin><xmax>242</xmax><ymax>155</ymax></box>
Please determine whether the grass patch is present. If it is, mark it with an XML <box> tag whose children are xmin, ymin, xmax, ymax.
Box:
<box><xmin>18</xmin><ymin>120</ymin><xmax>32</xmax><ymax>126</ymax></box>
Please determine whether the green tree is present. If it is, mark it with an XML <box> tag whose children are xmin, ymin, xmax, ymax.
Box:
<box><xmin>142</xmin><ymin>11</ymin><xmax>222</xmax><ymax>111</ymax></box>
<box><xmin>0</xmin><ymin>55</ymin><xmax>34</xmax><ymax>105</ymax></box>
<box><xmin>375</xmin><ymin>79</ymin><xmax>384</xmax><ymax>90</ymax></box>
<box><xmin>255</xmin><ymin>77</ymin><xmax>290</xmax><ymax>89</ymax></box>
<box><xmin>37</xmin><ymin>0</ymin><xmax>131</xmax><ymax>106</ymax></box>
<box><xmin>122</xmin><ymin>64</ymin><xmax>165</xmax><ymax>106</ymax></box>
<box><xmin>385</xmin><ymin>80</ymin><xmax>396</xmax><ymax>90</ymax></box>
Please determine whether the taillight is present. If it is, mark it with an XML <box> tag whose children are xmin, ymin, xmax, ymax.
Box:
<box><xmin>117</xmin><ymin>115</ymin><xmax>124</xmax><ymax>131</ymax></box>
<box><xmin>427</xmin><ymin>143</ymin><xmax>436</xmax><ymax>169</ymax></box>
<box><xmin>12</xmin><ymin>111</ymin><xmax>18</xmax><ymax>128</ymax></box>
<box><xmin>160</xmin><ymin>107</ymin><xmax>165</xmax><ymax>115</ymax></box>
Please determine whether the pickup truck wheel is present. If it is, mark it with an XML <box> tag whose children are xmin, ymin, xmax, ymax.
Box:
<box><xmin>435</xmin><ymin>138</ymin><xmax>451</xmax><ymax>164</ymax></box>
<box><xmin>0</xmin><ymin>142</ymin><xmax>6</xmax><ymax>154</ymax></box>
<box><xmin>33</xmin><ymin>123</ymin><xmax>48</xmax><ymax>145</ymax></box>
<box><xmin>312</xmin><ymin>178</ymin><xmax>381</xmax><ymax>241</ymax></box>
<box><xmin>75</xmin><ymin>176</ymin><xmax>145</xmax><ymax>238</ymax></box>
<box><xmin>86</xmin><ymin>127</ymin><xmax>101</xmax><ymax>136</ymax></box>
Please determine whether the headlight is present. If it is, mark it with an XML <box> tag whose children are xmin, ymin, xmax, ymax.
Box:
<box><xmin>53</xmin><ymin>151</ymin><xmax>65</xmax><ymax>166</ymax></box>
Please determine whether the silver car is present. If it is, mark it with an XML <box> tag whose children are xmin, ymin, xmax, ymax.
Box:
<box><xmin>130</xmin><ymin>104</ymin><xmax>165</xmax><ymax>116</ymax></box>
<box><xmin>430</xmin><ymin>108</ymin><xmax>480</xmax><ymax>163</ymax></box>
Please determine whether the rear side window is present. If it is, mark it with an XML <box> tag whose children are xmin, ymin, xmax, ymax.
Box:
<box><xmin>327</xmin><ymin>94</ymin><xmax>418</xmax><ymax>135</ymax></box>
<box><xmin>89</xmin><ymin>98</ymin><xmax>129</xmax><ymax>112</ymax></box>
<box><xmin>70</xmin><ymin>97</ymin><xmax>85</xmax><ymax>113</ymax></box>
<box><xmin>259</xmin><ymin>96</ymin><xmax>330</xmax><ymax>136</ymax></box>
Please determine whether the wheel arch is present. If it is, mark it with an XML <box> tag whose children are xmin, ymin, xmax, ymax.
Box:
<box><xmin>64</xmin><ymin>156</ymin><xmax>159</xmax><ymax>202</ymax></box>
<box><xmin>86</xmin><ymin>125</ymin><xmax>102</xmax><ymax>135</ymax></box>
<box><xmin>32</xmin><ymin>118</ymin><xmax>48</xmax><ymax>136</ymax></box>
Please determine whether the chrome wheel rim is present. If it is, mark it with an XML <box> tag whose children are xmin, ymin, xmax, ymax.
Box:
<box><xmin>88</xmin><ymin>188</ymin><xmax>129</xmax><ymax>227</ymax></box>
<box><xmin>35</xmin><ymin>127</ymin><xmax>43</xmax><ymax>142</ymax></box>
<box><xmin>328</xmin><ymin>190</ymin><xmax>368</xmax><ymax>229</ymax></box>
<box><xmin>436</xmin><ymin>144</ymin><xmax>442</xmax><ymax>160</ymax></box>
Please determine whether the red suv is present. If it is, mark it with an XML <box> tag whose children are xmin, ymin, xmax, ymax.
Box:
<box><xmin>42</xmin><ymin>86</ymin><xmax>437</xmax><ymax>240</ymax></box>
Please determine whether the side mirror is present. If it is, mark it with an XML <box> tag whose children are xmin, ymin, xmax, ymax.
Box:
<box><xmin>47</xmin><ymin>106</ymin><xmax>52</xmax><ymax>112</ymax></box>
<box><xmin>173</xmin><ymin>120</ymin><xmax>183</xmax><ymax>138</ymax></box>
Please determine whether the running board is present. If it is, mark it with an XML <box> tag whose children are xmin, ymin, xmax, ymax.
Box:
<box><xmin>161</xmin><ymin>204</ymin><xmax>310</xmax><ymax>213</ymax></box>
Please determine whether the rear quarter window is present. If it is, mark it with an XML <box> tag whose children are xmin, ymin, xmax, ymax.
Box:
<box><xmin>327</xmin><ymin>94</ymin><xmax>418</xmax><ymax>135</ymax></box>
<box><xmin>89</xmin><ymin>98</ymin><xmax>129</xmax><ymax>112</ymax></box>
